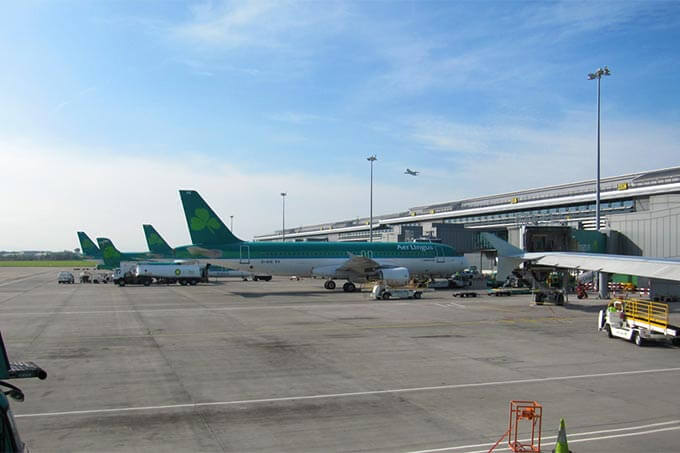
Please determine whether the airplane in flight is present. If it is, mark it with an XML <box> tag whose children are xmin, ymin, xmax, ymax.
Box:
<box><xmin>174</xmin><ymin>190</ymin><xmax>468</xmax><ymax>291</ymax></box>
<box><xmin>404</xmin><ymin>168</ymin><xmax>419</xmax><ymax>176</ymax></box>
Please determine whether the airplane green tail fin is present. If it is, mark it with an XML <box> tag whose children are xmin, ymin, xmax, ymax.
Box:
<box><xmin>96</xmin><ymin>237</ymin><xmax>123</xmax><ymax>267</ymax></box>
<box><xmin>179</xmin><ymin>190</ymin><xmax>242</xmax><ymax>245</ymax></box>
<box><xmin>77</xmin><ymin>232</ymin><xmax>102</xmax><ymax>259</ymax></box>
<box><xmin>143</xmin><ymin>224</ymin><xmax>173</xmax><ymax>255</ymax></box>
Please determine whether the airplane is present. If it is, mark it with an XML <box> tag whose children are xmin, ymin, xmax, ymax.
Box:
<box><xmin>95</xmin><ymin>237</ymin><xmax>179</xmax><ymax>268</ymax></box>
<box><xmin>173</xmin><ymin>190</ymin><xmax>468</xmax><ymax>291</ymax></box>
<box><xmin>481</xmin><ymin>232</ymin><xmax>680</xmax><ymax>295</ymax></box>
<box><xmin>143</xmin><ymin>224</ymin><xmax>175</xmax><ymax>256</ymax></box>
<box><xmin>77</xmin><ymin>232</ymin><xmax>103</xmax><ymax>264</ymax></box>
<box><xmin>143</xmin><ymin>224</ymin><xmax>252</xmax><ymax>279</ymax></box>
<box><xmin>404</xmin><ymin>168</ymin><xmax>419</xmax><ymax>176</ymax></box>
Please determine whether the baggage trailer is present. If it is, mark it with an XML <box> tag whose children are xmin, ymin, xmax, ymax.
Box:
<box><xmin>598</xmin><ymin>298</ymin><xmax>680</xmax><ymax>347</ymax></box>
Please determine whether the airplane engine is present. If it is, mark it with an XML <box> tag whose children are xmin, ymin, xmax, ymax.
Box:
<box><xmin>378</xmin><ymin>267</ymin><xmax>410</xmax><ymax>286</ymax></box>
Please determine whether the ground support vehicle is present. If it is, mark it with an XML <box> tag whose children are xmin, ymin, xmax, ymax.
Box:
<box><xmin>370</xmin><ymin>283</ymin><xmax>424</xmax><ymax>300</ymax></box>
<box><xmin>251</xmin><ymin>275</ymin><xmax>272</xmax><ymax>282</ymax></box>
<box><xmin>428</xmin><ymin>279</ymin><xmax>454</xmax><ymax>289</ymax></box>
<box><xmin>598</xmin><ymin>298</ymin><xmax>680</xmax><ymax>347</ymax></box>
<box><xmin>0</xmin><ymin>332</ymin><xmax>47</xmax><ymax>452</ymax></box>
<box><xmin>533</xmin><ymin>288</ymin><xmax>566</xmax><ymax>305</ymax></box>
<box><xmin>135</xmin><ymin>262</ymin><xmax>205</xmax><ymax>286</ymax></box>
<box><xmin>57</xmin><ymin>271</ymin><xmax>74</xmax><ymax>284</ymax></box>
<box><xmin>79</xmin><ymin>270</ymin><xmax>91</xmax><ymax>283</ymax></box>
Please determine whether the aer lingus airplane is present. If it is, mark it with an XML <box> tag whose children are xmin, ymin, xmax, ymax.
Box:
<box><xmin>142</xmin><ymin>224</ymin><xmax>175</xmax><ymax>256</ymax></box>
<box><xmin>77</xmin><ymin>232</ymin><xmax>103</xmax><ymax>264</ymax></box>
<box><xmin>173</xmin><ymin>190</ymin><xmax>468</xmax><ymax>291</ymax></box>
<box><xmin>95</xmin><ymin>237</ymin><xmax>187</xmax><ymax>268</ymax></box>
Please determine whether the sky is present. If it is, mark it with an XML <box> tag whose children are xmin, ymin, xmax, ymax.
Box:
<box><xmin>1</xmin><ymin>0</ymin><xmax>679</xmax><ymax>251</ymax></box>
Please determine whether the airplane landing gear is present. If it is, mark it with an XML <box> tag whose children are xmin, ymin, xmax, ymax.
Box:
<box><xmin>343</xmin><ymin>282</ymin><xmax>356</xmax><ymax>292</ymax></box>
<box><xmin>324</xmin><ymin>280</ymin><xmax>336</xmax><ymax>290</ymax></box>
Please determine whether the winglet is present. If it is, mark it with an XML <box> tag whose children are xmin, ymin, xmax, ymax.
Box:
<box><xmin>481</xmin><ymin>232</ymin><xmax>525</xmax><ymax>281</ymax></box>
<box><xmin>481</xmin><ymin>232</ymin><xmax>524</xmax><ymax>257</ymax></box>
<box><xmin>143</xmin><ymin>224</ymin><xmax>173</xmax><ymax>255</ymax></box>
<box><xmin>179</xmin><ymin>190</ymin><xmax>243</xmax><ymax>245</ymax></box>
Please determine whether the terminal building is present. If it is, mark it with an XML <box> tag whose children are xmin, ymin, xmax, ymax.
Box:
<box><xmin>255</xmin><ymin>167</ymin><xmax>680</xmax><ymax>273</ymax></box>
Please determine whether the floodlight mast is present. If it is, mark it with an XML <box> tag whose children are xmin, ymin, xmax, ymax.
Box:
<box><xmin>587</xmin><ymin>66</ymin><xmax>611</xmax><ymax>232</ymax></box>
<box><xmin>281</xmin><ymin>192</ymin><xmax>287</xmax><ymax>242</ymax></box>
<box><xmin>367</xmin><ymin>155</ymin><xmax>377</xmax><ymax>242</ymax></box>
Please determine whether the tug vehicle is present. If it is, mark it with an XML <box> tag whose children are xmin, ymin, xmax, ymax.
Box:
<box><xmin>370</xmin><ymin>283</ymin><xmax>423</xmax><ymax>300</ymax></box>
<box><xmin>598</xmin><ymin>298</ymin><xmax>680</xmax><ymax>346</ymax></box>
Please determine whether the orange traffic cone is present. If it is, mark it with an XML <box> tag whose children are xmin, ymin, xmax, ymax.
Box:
<box><xmin>552</xmin><ymin>418</ymin><xmax>572</xmax><ymax>453</ymax></box>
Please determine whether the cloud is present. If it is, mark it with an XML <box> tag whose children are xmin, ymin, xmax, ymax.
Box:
<box><xmin>169</xmin><ymin>0</ymin><xmax>346</xmax><ymax>50</ymax></box>
<box><xmin>0</xmin><ymin>138</ymin><xmax>438</xmax><ymax>251</ymax></box>
<box><xmin>403</xmin><ymin>112</ymin><xmax>680</xmax><ymax>195</ymax></box>
<box><xmin>266</xmin><ymin>111</ymin><xmax>325</xmax><ymax>125</ymax></box>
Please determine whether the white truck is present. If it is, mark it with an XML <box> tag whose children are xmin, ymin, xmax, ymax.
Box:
<box><xmin>114</xmin><ymin>262</ymin><xmax>206</xmax><ymax>286</ymax></box>
<box><xmin>370</xmin><ymin>283</ymin><xmax>423</xmax><ymax>300</ymax></box>
<box><xmin>136</xmin><ymin>262</ymin><xmax>204</xmax><ymax>286</ymax></box>
<box><xmin>598</xmin><ymin>298</ymin><xmax>680</xmax><ymax>346</ymax></box>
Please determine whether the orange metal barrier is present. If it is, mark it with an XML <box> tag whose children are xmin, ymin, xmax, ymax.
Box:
<box><xmin>488</xmin><ymin>401</ymin><xmax>542</xmax><ymax>453</ymax></box>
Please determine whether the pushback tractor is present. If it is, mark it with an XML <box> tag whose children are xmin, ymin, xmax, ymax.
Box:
<box><xmin>598</xmin><ymin>298</ymin><xmax>680</xmax><ymax>346</ymax></box>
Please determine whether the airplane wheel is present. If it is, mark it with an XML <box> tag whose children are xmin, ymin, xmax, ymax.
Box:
<box><xmin>343</xmin><ymin>282</ymin><xmax>355</xmax><ymax>292</ymax></box>
<box><xmin>324</xmin><ymin>280</ymin><xmax>336</xmax><ymax>290</ymax></box>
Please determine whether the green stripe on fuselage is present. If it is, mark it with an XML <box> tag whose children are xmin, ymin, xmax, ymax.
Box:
<box><xmin>174</xmin><ymin>241</ymin><xmax>456</xmax><ymax>260</ymax></box>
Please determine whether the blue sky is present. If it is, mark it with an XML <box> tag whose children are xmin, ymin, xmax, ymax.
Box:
<box><xmin>1</xmin><ymin>1</ymin><xmax>679</xmax><ymax>250</ymax></box>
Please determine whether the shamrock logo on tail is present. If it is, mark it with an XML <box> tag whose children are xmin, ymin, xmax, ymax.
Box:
<box><xmin>148</xmin><ymin>233</ymin><xmax>163</xmax><ymax>246</ymax></box>
<box><xmin>191</xmin><ymin>208</ymin><xmax>221</xmax><ymax>234</ymax></box>
<box><xmin>102</xmin><ymin>246</ymin><xmax>121</xmax><ymax>260</ymax></box>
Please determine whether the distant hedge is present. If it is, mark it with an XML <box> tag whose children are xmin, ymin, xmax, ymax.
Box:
<box><xmin>0</xmin><ymin>261</ymin><xmax>97</xmax><ymax>267</ymax></box>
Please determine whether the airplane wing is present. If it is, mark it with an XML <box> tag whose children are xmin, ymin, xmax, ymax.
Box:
<box><xmin>336</xmin><ymin>253</ymin><xmax>381</xmax><ymax>274</ymax></box>
<box><xmin>482</xmin><ymin>232</ymin><xmax>680</xmax><ymax>281</ymax></box>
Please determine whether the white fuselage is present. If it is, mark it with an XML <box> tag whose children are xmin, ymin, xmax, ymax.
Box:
<box><xmin>196</xmin><ymin>256</ymin><xmax>467</xmax><ymax>280</ymax></box>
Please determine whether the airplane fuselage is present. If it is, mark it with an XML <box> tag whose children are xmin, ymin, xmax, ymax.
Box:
<box><xmin>172</xmin><ymin>241</ymin><xmax>467</xmax><ymax>280</ymax></box>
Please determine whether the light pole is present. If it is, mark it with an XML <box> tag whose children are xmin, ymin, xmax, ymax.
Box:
<box><xmin>367</xmin><ymin>155</ymin><xmax>377</xmax><ymax>242</ymax></box>
<box><xmin>280</xmin><ymin>192</ymin><xmax>287</xmax><ymax>242</ymax></box>
<box><xmin>230</xmin><ymin>215</ymin><xmax>234</xmax><ymax>232</ymax></box>
<box><xmin>588</xmin><ymin>66</ymin><xmax>611</xmax><ymax>232</ymax></box>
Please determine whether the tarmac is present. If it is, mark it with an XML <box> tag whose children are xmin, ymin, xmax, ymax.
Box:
<box><xmin>2</xmin><ymin>267</ymin><xmax>680</xmax><ymax>452</ymax></box>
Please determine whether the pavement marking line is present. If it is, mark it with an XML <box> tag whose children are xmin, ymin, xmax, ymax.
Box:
<box><xmin>405</xmin><ymin>420</ymin><xmax>680</xmax><ymax>452</ymax></box>
<box><xmin>0</xmin><ymin>271</ymin><xmax>53</xmax><ymax>288</ymax></box>
<box><xmin>15</xmin><ymin>367</ymin><xmax>680</xmax><ymax>419</ymax></box>
<box><xmin>462</xmin><ymin>426</ymin><xmax>680</xmax><ymax>453</ymax></box>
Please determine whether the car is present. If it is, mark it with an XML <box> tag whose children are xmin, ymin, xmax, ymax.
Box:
<box><xmin>57</xmin><ymin>271</ymin><xmax>74</xmax><ymax>284</ymax></box>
